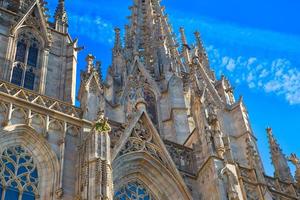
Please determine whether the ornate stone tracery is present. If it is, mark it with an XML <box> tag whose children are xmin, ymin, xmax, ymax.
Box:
<box><xmin>114</xmin><ymin>181</ymin><xmax>156</xmax><ymax>200</ymax></box>
<box><xmin>118</xmin><ymin>120</ymin><xmax>166</xmax><ymax>166</ymax></box>
<box><xmin>0</xmin><ymin>145</ymin><xmax>39</xmax><ymax>199</ymax></box>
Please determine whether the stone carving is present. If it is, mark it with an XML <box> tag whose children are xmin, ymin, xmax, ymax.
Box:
<box><xmin>118</xmin><ymin>120</ymin><xmax>165</xmax><ymax>165</ymax></box>
<box><xmin>220</xmin><ymin>167</ymin><xmax>239</xmax><ymax>200</ymax></box>
<box><xmin>206</xmin><ymin>103</ymin><xmax>225</xmax><ymax>158</ymax></box>
<box><xmin>0</xmin><ymin>146</ymin><xmax>39</xmax><ymax>198</ymax></box>
<box><xmin>114</xmin><ymin>181</ymin><xmax>156</xmax><ymax>200</ymax></box>
<box><xmin>127</xmin><ymin>72</ymin><xmax>146</xmax><ymax>102</ymax></box>
<box><xmin>0</xmin><ymin>81</ymin><xmax>82</xmax><ymax>117</ymax></box>
<box><xmin>165</xmin><ymin>140</ymin><xmax>194</xmax><ymax>173</ymax></box>
<box><xmin>0</xmin><ymin>0</ymin><xmax>299</xmax><ymax>199</ymax></box>
<box><xmin>93</xmin><ymin>111</ymin><xmax>111</xmax><ymax>133</ymax></box>
<box><xmin>110</xmin><ymin>127</ymin><xmax>124</xmax><ymax>149</ymax></box>
<box><xmin>244</xmin><ymin>182</ymin><xmax>260</xmax><ymax>200</ymax></box>
<box><xmin>288</xmin><ymin>153</ymin><xmax>300</xmax><ymax>187</ymax></box>
<box><xmin>55</xmin><ymin>188</ymin><xmax>64</xmax><ymax>199</ymax></box>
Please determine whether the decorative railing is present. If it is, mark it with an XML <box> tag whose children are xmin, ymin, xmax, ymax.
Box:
<box><xmin>164</xmin><ymin>140</ymin><xmax>195</xmax><ymax>174</ymax></box>
<box><xmin>0</xmin><ymin>80</ymin><xmax>82</xmax><ymax>118</ymax></box>
<box><xmin>239</xmin><ymin>166</ymin><xmax>299</xmax><ymax>199</ymax></box>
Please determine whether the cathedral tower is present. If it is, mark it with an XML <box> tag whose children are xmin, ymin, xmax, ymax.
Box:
<box><xmin>0</xmin><ymin>0</ymin><xmax>299</xmax><ymax>200</ymax></box>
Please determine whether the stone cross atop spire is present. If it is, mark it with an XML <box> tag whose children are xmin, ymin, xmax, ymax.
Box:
<box><xmin>266</xmin><ymin>127</ymin><xmax>294</xmax><ymax>182</ymax></box>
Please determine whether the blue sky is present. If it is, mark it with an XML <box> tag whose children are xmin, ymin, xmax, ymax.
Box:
<box><xmin>47</xmin><ymin>0</ymin><xmax>300</xmax><ymax>176</ymax></box>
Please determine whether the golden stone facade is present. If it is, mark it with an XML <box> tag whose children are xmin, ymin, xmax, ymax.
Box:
<box><xmin>0</xmin><ymin>0</ymin><xmax>299</xmax><ymax>199</ymax></box>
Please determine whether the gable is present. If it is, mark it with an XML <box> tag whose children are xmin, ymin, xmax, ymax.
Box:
<box><xmin>112</xmin><ymin>111</ymin><xmax>192</xmax><ymax>199</ymax></box>
<box><xmin>121</xmin><ymin>57</ymin><xmax>161</xmax><ymax>102</ymax></box>
<box><xmin>117</xmin><ymin>118</ymin><xmax>168</xmax><ymax>167</ymax></box>
<box><xmin>11</xmin><ymin>1</ymin><xmax>51</xmax><ymax>46</ymax></box>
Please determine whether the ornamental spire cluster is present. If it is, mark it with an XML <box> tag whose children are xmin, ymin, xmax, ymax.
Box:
<box><xmin>54</xmin><ymin>0</ymin><xmax>68</xmax><ymax>33</ymax></box>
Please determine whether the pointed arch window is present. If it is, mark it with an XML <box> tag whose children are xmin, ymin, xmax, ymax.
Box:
<box><xmin>11</xmin><ymin>32</ymin><xmax>41</xmax><ymax>90</ymax></box>
<box><xmin>0</xmin><ymin>146</ymin><xmax>39</xmax><ymax>200</ymax></box>
<box><xmin>11</xmin><ymin>64</ymin><xmax>23</xmax><ymax>86</ymax></box>
<box><xmin>24</xmin><ymin>69</ymin><xmax>35</xmax><ymax>90</ymax></box>
<box><xmin>27</xmin><ymin>41</ymin><xmax>39</xmax><ymax>68</ymax></box>
<box><xmin>15</xmin><ymin>40</ymin><xmax>27</xmax><ymax>63</ymax></box>
<box><xmin>114</xmin><ymin>181</ymin><xmax>155</xmax><ymax>200</ymax></box>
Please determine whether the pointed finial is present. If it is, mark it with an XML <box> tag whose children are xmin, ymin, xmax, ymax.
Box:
<box><xmin>113</xmin><ymin>28</ymin><xmax>122</xmax><ymax>54</ymax></box>
<box><xmin>194</xmin><ymin>31</ymin><xmax>204</xmax><ymax>51</ymax></box>
<box><xmin>179</xmin><ymin>27</ymin><xmax>188</xmax><ymax>45</ymax></box>
<box><xmin>54</xmin><ymin>0</ymin><xmax>68</xmax><ymax>32</ymax></box>
<box><xmin>95</xmin><ymin>61</ymin><xmax>103</xmax><ymax>81</ymax></box>
<box><xmin>266</xmin><ymin>127</ymin><xmax>272</xmax><ymax>135</ymax></box>
<box><xmin>86</xmin><ymin>54</ymin><xmax>95</xmax><ymax>73</ymax></box>
<box><xmin>266</xmin><ymin>127</ymin><xmax>294</xmax><ymax>182</ymax></box>
<box><xmin>288</xmin><ymin>153</ymin><xmax>300</xmax><ymax>187</ymax></box>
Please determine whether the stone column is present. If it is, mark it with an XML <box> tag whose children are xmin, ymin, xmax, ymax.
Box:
<box><xmin>82</xmin><ymin>112</ymin><xmax>113</xmax><ymax>200</ymax></box>
<box><xmin>39</xmin><ymin>48</ymin><xmax>49</xmax><ymax>94</ymax></box>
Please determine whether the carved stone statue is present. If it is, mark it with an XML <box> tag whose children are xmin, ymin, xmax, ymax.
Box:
<box><xmin>288</xmin><ymin>153</ymin><xmax>300</xmax><ymax>187</ymax></box>
<box><xmin>220</xmin><ymin>167</ymin><xmax>240</xmax><ymax>200</ymax></box>
<box><xmin>93</xmin><ymin>111</ymin><xmax>111</xmax><ymax>133</ymax></box>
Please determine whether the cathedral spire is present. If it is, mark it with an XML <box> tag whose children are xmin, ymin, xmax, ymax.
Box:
<box><xmin>267</xmin><ymin>127</ymin><xmax>293</xmax><ymax>182</ymax></box>
<box><xmin>54</xmin><ymin>0</ymin><xmax>68</xmax><ymax>33</ymax></box>
<box><xmin>194</xmin><ymin>31</ymin><xmax>208</xmax><ymax>63</ymax></box>
<box><xmin>113</xmin><ymin>27</ymin><xmax>122</xmax><ymax>56</ymax></box>
<box><xmin>179</xmin><ymin>27</ymin><xmax>191</xmax><ymax>65</ymax></box>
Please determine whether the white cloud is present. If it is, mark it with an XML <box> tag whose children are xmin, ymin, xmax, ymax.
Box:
<box><xmin>206</xmin><ymin>46</ymin><xmax>300</xmax><ymax>105</ymax></box>
<box><xmin>68</xmin><ymin>14</ymin><xmax>115</xmax><ymax>45</ymax></box>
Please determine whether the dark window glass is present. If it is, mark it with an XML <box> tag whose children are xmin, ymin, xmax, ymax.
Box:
<box><xmin>11</xmin><ymin>65</ymin><xmax>23</xmax><ymax>86</ymax></box>
<box><xmin>22</xmin><ymin>192</ymin><xmax>35</xmax><ymax>200</ymax></box>
<box><xmin>24</xmin><ymin>70</ymin><xmax>35</xmax><ymax>90</ymax></box>
<box><xmin>114</xmin><ymin>181</ymin><xmax>155</xmax><ymax>200</ymax></box>
<box><xmin>27</xmin><ymin>45</ymin><xmax>38</xmax><ymax>67</ymax></box>
<box><xmin>4</xmin><ymin>187</ymin><xmax>19</xmax><ymax>200</ymax></box>
<box><xmin>1</xmin><ymin>146</ymin><xmax>38</xmax><ymax>200</ymax></box>
<box><xmin>0</xmin><ymin>185</ymin><xmax>3</xmax><ymax>198</ymax></box>
<box><xmin>15</xmin><ymin>41</ymin><xmax>27</xmax><ymax>63</ymax></box>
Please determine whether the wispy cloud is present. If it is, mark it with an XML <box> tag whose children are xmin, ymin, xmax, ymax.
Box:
<box><xmin>68</xmin><ymin>14</ymin><xmax>115</xmax><ymax>45</ymax></box>
<box><xmin>166</xmin><ymin>13</ymin><xmax>300</xmax><ymax>105</ymax></box>
<box><xmin>206</xmin><ymin>45</ymin><xmax>300</xmax><ymax>105</ymax></box>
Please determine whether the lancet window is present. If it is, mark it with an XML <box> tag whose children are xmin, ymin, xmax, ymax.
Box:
<box><xmin>0</xmin><ymin>146</ymin><xmax>39</xmax><ymax>200</ymax></box>
<box><xmin>114</xmin><ymin>181</ymin><xmax>155</xmax><ymax>200</ymax></box>
<box><xmin>11</xmin><ymin>32</ymin><xmax>40</xmax><ymax>90</ymax></box>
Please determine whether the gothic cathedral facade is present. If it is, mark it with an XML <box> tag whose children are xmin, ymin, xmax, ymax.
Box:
<box><xmin>0</xmin><ymin>0</ymin><xmax>299</xmax><ymax>199</ymax></box>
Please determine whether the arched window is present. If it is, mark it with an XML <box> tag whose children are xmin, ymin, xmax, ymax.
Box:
<box><xmin>11</xmin><ymin>32</ymin><xmax>41</xmax><ymax>90</ymax></box>
<box><xmin>11</xmin><ymin>64</ymin><xmax>23</xmax><ymax>86</ymax></box>
<box><xmin>114</xmin><ymin>181</ymin><xmax>155</xmax><ymax>200</ymax></box>
<box><xmin>0</xmin><ymin>146</ymin><xmax>39</xmax><ymax>200</ymax></box>
<box><xmin>15</xmin><ymin>40</ymin><xmax>27</xmax><ymax>63</ymax></box>
<box><xmin>144</xmin><ymin>89</ymin><xmax>158</xmax><ymax>126</ymax></box>
<box><xmin>27</xmin><ymin>40</ymin><xmax>39</xmax><ymax>68</ymax></box>
<box><xmin>24</xmin><ymin>69</ymin><xmax>35</xmax><ymax>90</ymax></box>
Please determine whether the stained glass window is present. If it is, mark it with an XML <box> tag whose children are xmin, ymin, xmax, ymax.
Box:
<box><xmin>24</xmin><ymin>70</ymin><xmax>35</xmax><ymax>90</ymax></box>
<box><xmin>15</xmin><ymin>40</ymin><xmax>27</xmax><ymax>63</ymax></box>
<box><xmin>144</xmin><ymin>90</ymin><xmax>158</xmax><ymax>126</ymax></box>
<box><xmin>0</xmin><ymin>146</ymin><xmax>39</xmax><ymax>200</ymax></box>
<box><xmin>114</xmin><ymin>181</ymin><xmax>155</xmax><ymax>200</ymax></box>
<box><xmin>11</xmin><ymin>64</ymin><xmax>23</xmax><ymax>86</ymax></box>
<box><xmin>27</xmin><ymin>44</ymin><xmax>38</xmax><ymax>67</ymax></box>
